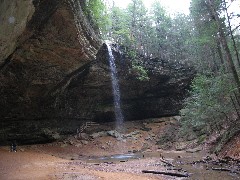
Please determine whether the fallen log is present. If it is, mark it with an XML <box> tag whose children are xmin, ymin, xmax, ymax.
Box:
<box><xmin>142</xmin><ymin>170</ymin><xmax>189</xmax><ymax>177</ymax></box>
<box><xmin>212</xmin><ymin>167</ymin><xmax>231</xmax><ymax>172</ymax></box>
<box><xmin>211</xmin><ymin>167</ymin><xmax>239</xmax><ymax>174</ymax></box>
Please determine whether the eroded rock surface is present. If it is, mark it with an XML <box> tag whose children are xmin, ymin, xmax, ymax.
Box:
<box><xmin>55</xmin><ymin>44</ymin><xmax>195</xmax><ymax>123</ymax></box>
<box><xmin>0</xmin><ymin>0</ymin><xmax>101</xmax><ymax>144</ymax></box>
<box><xmin>0</xmin><ymin>1</ymin><xmax>194</xmax><ymax>145</ymax></box>
<box><xmin>0</xmin><ymin>0</ymin><xmax>35</xmax><ymax>64</ymax></box>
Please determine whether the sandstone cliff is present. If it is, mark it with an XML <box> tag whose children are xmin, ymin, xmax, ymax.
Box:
<box><xmin>0</xmin><ymin>0</ymin><xmax>194</xmax><ymax>144</ymax></box>
<box><xmin>0</xmin><ymin>0</ymin><xmax>101</xmax><ymax>144</ymax></box>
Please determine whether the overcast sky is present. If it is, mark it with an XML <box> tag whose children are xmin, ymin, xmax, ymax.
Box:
<box><xmin>106</xmin><ymin>0</ymin><xmax>191</xmax><ymax>15</ymax></box>
<box><xmin>106</xmin><ymin>0</ymin><xmax>240</xmax><ymax>18</ymax></box>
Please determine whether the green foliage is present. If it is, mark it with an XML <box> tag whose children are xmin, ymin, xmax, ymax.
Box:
<box><xmin>126</xmin><ymin>49</ymin><xmax>149</xmax><ymax>81</ymax></box>
<box><xmin>188</xmin><ymin>0</ymin><xmax>220</xmax><ymax>72</ymax></box>
<box><xmin>132</xmin><ymin>61</ymin><xmax>149</xmax><ymax>81</ymax></box>
<box><xmin>180</xmin><ymin>73</ymin><xmax>235</xmax><ymax>133</ymax></box>
<box><xmin>83</xmin><ymin>0</ymin><xmax>110</xmax><ymax>34</ymax></box>
<box><xmin>127</xmin><ymin>49</ymin><xmax>137</xmax><ymax>59</ymax></box>
<box><xmin>110</xmin><ymin>6</ymin><xmax>131</xmax><ymax>45</ymax></box>
<box><xmin>106</xmin><ymin>0</ymin><xmax>196</xmax><ymax>64</ymax></box>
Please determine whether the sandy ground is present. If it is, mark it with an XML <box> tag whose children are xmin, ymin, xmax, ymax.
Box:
<box><xmin>0</xmin><ymin>118</ymin><xmax>239</xmax><ymax>180</ymax></box>
<box><xmin>0</xmin><ymin>118</ymin><xmax>172</xmax><ymax>180</ymax></box>
<box><xmin>1</xmin><ymin>145</ymin><xmax>239</xmax><ymax>180</ymax></box>
<box><xmin>0</xmin><ymin>146</ymin><xmax>169</xmax><ymax>180</ymax></box>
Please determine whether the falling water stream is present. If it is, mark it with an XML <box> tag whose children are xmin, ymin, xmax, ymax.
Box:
<box><xmin>69</xmin><ymin>0</ymin><xmax>124</xmax><ymax>129</ymax></box>
<box><xmin>106</xmin><ymin>43</ymin><xmax>124</xmax><ymax>130</ymax></box>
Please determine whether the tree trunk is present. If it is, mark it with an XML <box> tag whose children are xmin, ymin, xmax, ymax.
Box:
<box><xmin>223</xmin><ymin>0</ymin><xmax>240</xmax><ymax>67</ymax></box>
<box><xmin>142</xmin><ymin>170</ymin><xmax>189</xmax><ymax>177</ymax></box>
<box><xmin>216</xmin><ymin>38</ymin><xmax>225</xmax><ymax>69</ymax></box>
<box><xmin>208</xmin><ymin>0</ymin><xmax>240</xmax><ymax>94</ymax></box>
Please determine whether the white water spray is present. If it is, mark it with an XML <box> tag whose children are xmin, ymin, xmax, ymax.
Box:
<box><xmin>106</xmin><ymin>43</ymin><xmax>124</xmax><ymax>130</ymax></box>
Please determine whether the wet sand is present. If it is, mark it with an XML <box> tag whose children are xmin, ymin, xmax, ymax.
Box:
<box><xmin>0</xmin><ymin>147</ymin><xmax>163</xmax><ymax>180</ymax></box>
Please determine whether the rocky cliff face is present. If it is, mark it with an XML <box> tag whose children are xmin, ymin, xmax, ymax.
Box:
<box><xmin>55</xmin><ymin>44</ymin><xmax>195</xmax><ymax>122</ymax></box>
<box><xmin>0</xmin><ymin>0</ymin><xmax>101</xmax><ymax>144</ymax></box>
<box><xmin>0</xmin><ymin>0</ymin><xmax>35</xmax><ymax>64</ymax></box>
<box><xmin>0</xmin><ymin>0</ymin><xmax>194</xmax><ymax>145</ymax></box>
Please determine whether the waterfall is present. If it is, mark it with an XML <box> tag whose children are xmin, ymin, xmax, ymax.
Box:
<box><xmin>106</xmin><ymin>43</ymin><xmax>124</xmax><ymax>129</ymax></box>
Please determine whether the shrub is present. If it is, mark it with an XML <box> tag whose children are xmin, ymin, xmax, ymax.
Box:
<box><xmin>180</xmin><ymin>73</ymin><xmax>235</xmax><ymax>134</ymax></box>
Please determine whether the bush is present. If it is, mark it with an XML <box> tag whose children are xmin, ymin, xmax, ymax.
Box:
<box><xmin>180</xmin><ymin>73</ymin><xmax>236</xmax><ymax>134</ymax></box>
<box><xmin>132</xmin><ymin>62</ymin><xmax>149</xmax><ymax>81</ymax></box>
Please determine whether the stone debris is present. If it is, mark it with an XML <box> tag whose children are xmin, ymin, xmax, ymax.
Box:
<box><xmin>107</xmin><ymin>130</ymin><xmax>123</xmax><ymax>139</ymax></box>
<box><xmin>80</xmin><ymin>140</ymin><xmax>88</xmax><ymax>145</ymax></box>
<box><xmin>90</xmin><ymin>131</ymin><xmax>108</xmax><ymax>139</ymax></box>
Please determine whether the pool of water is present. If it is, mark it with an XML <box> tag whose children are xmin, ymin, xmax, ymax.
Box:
<box><xmin>87</xmin><ymin>153</ymin><xmax>142</xmax><ymax>162</ymax></box>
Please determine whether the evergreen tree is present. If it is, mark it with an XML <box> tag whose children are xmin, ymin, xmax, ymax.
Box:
<box><xmin>110</xmin><ymin>6</ymin><xmax>131</xmax><ymax>45</ymax></box>
<box><xmin>151</xmin><ymin>1</ymin><xmax>172</xmax><ymax>59</ymax></box>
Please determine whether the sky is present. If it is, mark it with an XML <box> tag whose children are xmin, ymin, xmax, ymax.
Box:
<box><xmin>105</xmin><ymin>0</ymin><xmax>240</xmax><ymax>28</ymax></box>
<box><xmin>106</xmin><ymin>0</ymin><xmax>240</xmax><ymax>17</ymax></box>
<box><xmin>106</xmin><ymin>0</ymin><xmax>191</xmax><ymax>15</ymax></box>
<box><xmin>227</xmin><ymin>0</ymin><xmax>240</xmax><ymax>27</ymax></box>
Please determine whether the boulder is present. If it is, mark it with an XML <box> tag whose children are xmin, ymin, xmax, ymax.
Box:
<box><xmin>107</xmin><ymin>130</ymin><xmax>123</xmax><ymax>139</ymax></box>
